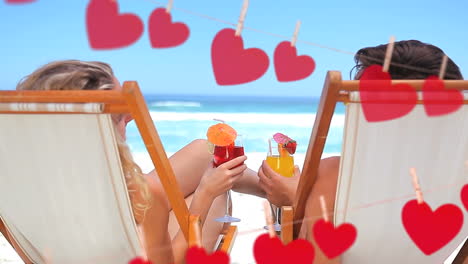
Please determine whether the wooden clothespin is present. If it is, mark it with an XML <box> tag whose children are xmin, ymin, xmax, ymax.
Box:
<box><xmin>166</xmin><ymin>0</ymin><xmax>174</xmax><ymax>13</ymax></box>
<box><xmin>320</xmin><ymin>195</ymin><xmax>329</xmax><ymax>222</ymax></box>
<box><xmin>291</xmin><ymin>20</ymin><xmax>301</xmax><ymax>47</ymax></box>
<box><xmin>409</xmin><ymin>168</ymin><xmax>424</xmax><ymax>204</ymax></box>
<box><xmin>382</xmin><ymin>35</ymin><xmax>396</xmax><ymax>73</ymax></box>
<box><xmin>438</xmin><ymin>55</ymin><xmax>448</xmax><ymax>80</ymax></box>
<box><xmin>263</xmin><ymin>201</ymin><xmax>276</xmax><ymax>238</ymax></box>
<box><xmin>235</xmin><ymin>0</ymin><xmax>249</xmax><ymax>37</ymax></box>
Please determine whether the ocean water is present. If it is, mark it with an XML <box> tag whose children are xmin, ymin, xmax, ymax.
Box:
<box><xmin>125</xmin><ymin>94</ymin><xmax>346</xmax><ymax>155</ymax></box>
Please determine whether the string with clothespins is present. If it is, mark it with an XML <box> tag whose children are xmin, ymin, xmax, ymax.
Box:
<box><xmin>141</xmin><ymin>0</ymin><xmax>460</xmax><ymax>78</ymax></box>
<box><xmin>290</xmin><ymin>20</ymin><xmax>301</xmax><ymax>47</ymax></box>
<box><xmin>235</xmin><ymin>0</ymin><xmax>249</xmax><ymax>37</ymax></box>
<box><xmin>409</xmin><ymin>168</ymin><xmax>424</xmax><ymax>204</ymax></box>
<box><xmin>263</xmin><ymin>201</ymin><xmax>276</xmax><ymax>238</ymax></box>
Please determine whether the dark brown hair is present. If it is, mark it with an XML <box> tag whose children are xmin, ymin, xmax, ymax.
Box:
<box><xmin>353</xmin><ymin>40</ymin><xmax>463</xmax><ymax>80</ymax></box>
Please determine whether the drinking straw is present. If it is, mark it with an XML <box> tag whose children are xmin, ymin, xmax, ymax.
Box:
<box><xmin>213</xmin><ymin>118</ymin><xmax>225</xmax><ymax>123</ymax></box>
<box><xmin>268</xmin><ymin>138</ymin><xmax>272</xmax><ymax>156</ymax></box>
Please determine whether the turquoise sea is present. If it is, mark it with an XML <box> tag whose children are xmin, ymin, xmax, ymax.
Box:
<box><xmin>125</xmin><ymin>94</ymin><xmax>346</xmax><ymax>155</ymax></box>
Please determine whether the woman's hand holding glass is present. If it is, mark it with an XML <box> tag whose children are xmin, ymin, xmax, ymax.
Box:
<box><xmin>199</xmin><ymin>156</ymin><xmax>247</xmax><ymax>199</ymax></box>
<box><xmin>260</xmin><ymin>138</ymin><xmax>300</xmax><ymax>231</ymax></box>
<box><xmin>258</xmin><ymin>161</ymin><xmax>300</xmax><ymax>206</ymax></box>
<box><xmin>210</xmin><ymin>135</ymin><xmax>245</xmax><ymax>223</ymax></box>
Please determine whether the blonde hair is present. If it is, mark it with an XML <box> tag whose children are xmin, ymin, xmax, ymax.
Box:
<box><xmin>17</xmin><ymin>60</ymin><xmax>152</xmax><ymax>220</ymax></box>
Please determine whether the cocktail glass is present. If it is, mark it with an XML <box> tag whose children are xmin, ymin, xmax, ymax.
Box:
<box><xmin>214</xmin><ymin>135</ymin><xmax>244</xmax><ymax>223</ymax></box>
<box><xmin>264</xmin><ymin>138</ymin><xmax>295</xmax><ymax>231</ymax></box>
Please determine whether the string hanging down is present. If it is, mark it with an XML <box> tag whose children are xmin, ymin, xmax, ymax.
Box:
<box><xmin>235</xmin><ymin>0</ymin><xmax>249</xmax><ymax>36</ymax></box>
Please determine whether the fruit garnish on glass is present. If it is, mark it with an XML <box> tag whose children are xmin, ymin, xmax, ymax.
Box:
<box><xmin>273</xmin><ymin>132</ymin><xmax>297</xmax><ymax>155</ymax></box>
<box><xmin>266</xmin><ymin>132</ymin><xmax>296</xmax><ymax>178</ymax></box>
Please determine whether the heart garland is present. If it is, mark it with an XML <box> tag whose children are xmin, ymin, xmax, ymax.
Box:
<box><xmin>185</xmin><ymin>246</ymin><xmax>230</xmax><ymax>264</ymax></box>
<box><xmin>253</xmin><ymin>233</ymin><xmax>315</xmax><ymax>264</ymax></box>
<box><xmin>358</xmin><ymin>64</ymin><xmax>417</xmax><ymax>122</ymax></box>
<box><xmin>5</xmin><ymin>0</ymin><xmax>35</xmax><ymax>3</ymax></box>
<box><xmin>359</xmin><ymin>65</ymin><xmax>464</xmax><ymax>122</ymax></box>
<box><xmin>401</xmin><ymin>200</ymin><xmax>464</xmax><ymax>255</ymax></box>
<box><xmin>461</xmin><ymin>184</ymin><xmax>468</xmax><ymax>212</ymax></box>
<box><xmin>312</xmin><ymin>219</ymin><xmax>357</xmax><ymax>259</ymax></box>
<box><xmin>422</xmin><ymin>75</ymin><xmax>463</xmax><ymax>117</ymax></box>
<box><xmin>211</xmin><ymin>28</ymin><xmax>270</xmax><ymax>85</ymax></box>
<box><xmin>274</xmin><ymin>41</ymin><xmax>315</xmax><ymax>82</ymax></box>
<box><xmin>86</xmin><ymin>0</ymin><xmax>144</xmax><ymax>50</ymax></box>
<box><xmin>86</xmin><ymin>1</ymin><xmax>190</xmax><ymax>50</ymax></box>
<box><xmin>149</xmin><ymin>8</ymin><xmax>190</xmax><ymax>48</ymax></box>
<box><xmin>128</xmin><ymin>257</ymin><xmax>152</xmax><ymax>264</ymax></box>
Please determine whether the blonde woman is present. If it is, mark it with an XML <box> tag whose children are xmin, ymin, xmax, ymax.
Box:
<box><xmin>2</xmin><ymin>60</ymin><xmax>264</xmax><ymax>264</ymax></box>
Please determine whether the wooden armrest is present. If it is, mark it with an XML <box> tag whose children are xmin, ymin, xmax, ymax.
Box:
<box><xmin>281</xmin><ymin>206</ymin><xmax>294</xmax><ymax>244</ymax></box>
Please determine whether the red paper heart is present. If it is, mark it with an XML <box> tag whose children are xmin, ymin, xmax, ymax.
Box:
<box><xmin>461</xmin><ymin>184</ymin><xmax>468</xmax><ymax>211</ymax></box>
<box><xmin>148</xmin><ymin>8</ymin><xmax>190</xmax><ymax>48</ymax></box>
<box><xmin>211</xmin><ymin>28</ymin><xmax>269</xmax><ymax>85</ymax></box>
<box><xmin>274</xmin><ymin>41</ymin><xmax>315</xmax><ymax>82</ymax></box>
<box><xmin>253</xmin><ymin>234</ymin><xmax>314</xmax><ymax>264</ymax></box>
<box><xmin>359</xmin><ymin>65</ymin><xmax>417</xmax><ymax>122</ymax></box>
<box><xmin>86</xmin><ymin>0</ymin><xmax>143</xmax><ymax>50</ymax></box>
<box><xmin>128</xmin><ymin>257</ymin><xmax>152</xmax><ymax>264</ymax></box>
<box><xmin>402</xmin><ymin>200</ymin><xmax>464</xmax><ymax>255</ymax></box>
<box><xmin>312</xmin><ymin>219</ymin><xmax>357</xmax><ymax>259</ymax></box>
<box><xmin>422</xmin><ymin>75</ymin><xmax>463</xmax><ymax>117</ymax></box>
<box><xmin>5</xmin><ymin>0</ymin><xmax>35</xmax><ymax>3</ymax></box>
<box><xmin>186</xmin><ymin>246</ymin><xmax>229</xmax><ymax>264</ymax></box>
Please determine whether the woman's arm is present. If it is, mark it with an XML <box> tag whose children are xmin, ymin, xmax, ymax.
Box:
<box><xmin>171</xmin><ymin>156</ymin><xmax>247</xmax><ymax>264</ymax></box>
<box><xmin>138</xmin><ymin>179</ymin><xmax>175</xmax><ymax>264</ymax></box>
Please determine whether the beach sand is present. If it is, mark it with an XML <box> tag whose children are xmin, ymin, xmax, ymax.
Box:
<box><xmin>0</xmin><ymin>152</ymin><xmax>308</xmax><ymax>264</ymax></box>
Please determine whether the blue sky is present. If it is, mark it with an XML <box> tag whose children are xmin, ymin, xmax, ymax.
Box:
<box><xmin>1</xmin><ymin>0</ymin><xmax>467</xmax><ymax>97</ymax></box>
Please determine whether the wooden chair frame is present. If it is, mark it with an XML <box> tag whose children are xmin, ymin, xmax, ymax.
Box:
<box><xmin>279</xmin><ymin>71</ymin><xmax>468</xmax><ymax>261</ymax></box>
<box><xmin>0</xmin><ymin>81</ymin><xmax>236</xmax><ymax>262</ymax></box>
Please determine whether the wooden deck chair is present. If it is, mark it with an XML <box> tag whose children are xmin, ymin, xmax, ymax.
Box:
<box><xmin>280</xmin><ymin>71</ymin><xmax>468</xmax><ymax>262</ymax></box>
<box><xmin>0</xmin><ymin>81</ymin><xmax>236</xmax><ymax>264</ymax></box>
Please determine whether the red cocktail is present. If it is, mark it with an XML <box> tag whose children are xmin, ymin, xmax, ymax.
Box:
<box><xmin>213</xmin><ymin>144</ymin><xmax>244</xmax><ymax>167</ymax></box>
